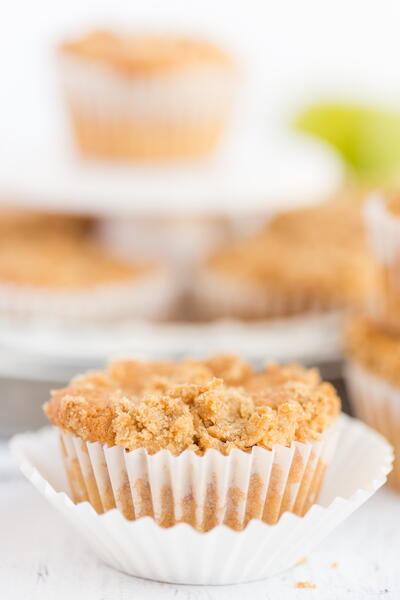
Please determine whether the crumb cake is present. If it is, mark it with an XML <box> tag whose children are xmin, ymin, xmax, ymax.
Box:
<box><xmin>0</xmin><ymin>221</ymin><xmax>173</xmax><ymax>322</ymax></box>
<box><xmin>196</xmin><ymin>199</ymin><xmax>373</xmax><ymax>319</ymax></box>
<box><xmin>44</xmin><ymin>355</ymin><xmax>340</xmax><ymax>530</ymax></box>
<box><xmin>364</xmin><ymin>193</ymin><xmax>400</xmax><ymax>332</ymax></box>
<box><xmin>345</xmin><ymin>316</ymin><xmax>400</xmax><ymax>489</ymax></box>
<box><xmin>58</xmin><ymin>30</ymin><xmax>238</xmax><ymax>160</ymax></box>
<box><xmin>0</xmin><ymin>231</ymin><xmax>146</xmax><ymax>289</ymax></box>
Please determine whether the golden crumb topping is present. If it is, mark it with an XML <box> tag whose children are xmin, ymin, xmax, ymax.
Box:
<box><xmin>345</xmin><ymin>316</ymin><xmax>400</xmax><ymax>386</ymax></box>
<box><xmin>206</xmin><ymin>198</ymin><xmax>374</xmax><ymax>305</ymax></box>
<box><xmin>0</xmin><ymin>225</ymin><xmax>150</xmax><ymax>289</ymax></box>
<box><xmin>44</xmin><ymin>355</ymin><xmax>340</xmax><ymax>455</ymax></box>
<box><xmin>60</xmin><ymin>30</ymin><xmax>234</xmax><ymax>74</ymax></box>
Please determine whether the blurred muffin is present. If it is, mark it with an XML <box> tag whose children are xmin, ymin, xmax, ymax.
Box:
<box><xmin>0</xmin><ymin>214</ymin><xmax>174</xmax><ymax>322</ymax></box>
<box><xmin>364</xmin><ymin>192</ymin><xmax>400</xmax><ymax>332</ymax></box>
<box><xmin>58</xmin><ymin>30</ymin><xmax>238</xmax><ymax>160</ymax></box>
<box><xmin>44</xmin><ymin>354</ymin><xmax>340</xmax><ymax>530</ymax></box>
<box><xmin>0</xmin><ymin>209</ymin><xmax>92</xmax><ymax>238</ymax></box>
<box><xmin>344</xmin><ymin>316</ymin><xmax>400</xmax><ymax>490</ymax></box>
<box><xmin>195</xmin><ymin>199</ymin><xmax>373</xmax><ymax>319</ymax></box>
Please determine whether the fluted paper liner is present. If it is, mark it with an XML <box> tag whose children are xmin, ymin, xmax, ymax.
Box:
<box><xmin>11</xmin><ymin>416</ymin><xmax>392</xmax><ymax>584</ymax></box>
<box><xmin>59</xmin><ymin>422</ymin><xmax>338</xmax><ymax>531</ymax></box>
<box><xmin>0</xmin><ymin>267</ymin><xmax>175</xmax><ymax>323</ymax></box>
<box><xmin>11</xmin><ymin>415</ymin><xmax>392</xmax><ymax>584</ymax></box>
<box><xmin>194</xmin><ymin>267</ymin><xmax>340</xmax><ymax>319</ymax></box>
<box><xmin>345</xmin><ymin>361</ymin><xmax>400</xmax><ymax>490</ymax></box>
<box><xmin>364</xmin><ymin>194</ymin><xmax>400</xmax><ymax>331</ymax></box>
<box><xmin>58</xmin><ymin>55</ymin><xmax>238</xmax><ymax>159</ymax></box>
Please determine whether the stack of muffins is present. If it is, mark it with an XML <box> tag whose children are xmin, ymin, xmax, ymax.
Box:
<box><xmin>344</xmin><ymin>192</ymin><xmax>400</xmax><ymax>489</ymax></box>
<box><xmin>8</xmin><ymin>27</ymin><xmax>365</xmax><ymax>327</ymax></box>
<box><xmin>0</xmin><ymin>28</ymin><xmax>240</xmax><ymax>324</ymax></box>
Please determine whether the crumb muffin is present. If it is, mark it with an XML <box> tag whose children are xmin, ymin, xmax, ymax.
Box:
<box><xmin>0</xmin><ymin>219</ymin><xmax>174</xmax><ymax>322</ymax></box>
<box><xmin>195</xmin><ymin>199</ymin><xmax>373</xmax><ymax>319</ymax></box>
<box><xmin>364</xmin><ymin>192</ymin><xmax>400</xmax><ymax>332</ymax></box>
<box><xmin>344</xmin><ymin>316</ymin><xmax>400</xmax><ymax>489</ymax></box>
<box><xmin>58</xmin><ymin>30</ymin><xmax>238</xmax><ymax>160</ymax></box>
<box><xmin>0</xmin><ymin>209</ymin><xmax>92</xmax><ymax>238</ymax></box>
<box><xmin>44</xmin><ymin>355</ymin><xmax>340</xmax><ymax>530</ymax></box>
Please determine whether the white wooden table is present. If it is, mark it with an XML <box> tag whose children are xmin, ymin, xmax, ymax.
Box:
<box><xmin>1</xmin><ymin>443</ymin><xmax>399</xmax><ymax>600</ymax></box>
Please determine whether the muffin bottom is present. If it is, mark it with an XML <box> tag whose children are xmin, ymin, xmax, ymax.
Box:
<box><xmin>366</xmin><ymin>266</ymin><xmax>400</xmax><ymax>333</ymax></box>
<box><xmin>68</xmin><ymin>106</ymin><xmax>226</xmax><ymax>159</ymax></box>
<box><xmin>60</xmin><ymin>424</ymin><xmax>338</xmax><ymax>532</ymax></box>
<box><xmin>345</xmin><ymin>361</ymin><xmax>400</xmax><ymax>490</ymax></box>
<box><xmin>194</xmin><ymin>268</ymin><xmax>340</xmax><ymax>320</ymax></box>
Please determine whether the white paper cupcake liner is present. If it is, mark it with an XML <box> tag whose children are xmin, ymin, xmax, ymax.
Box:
<box><xmin>364</xmin><ymin>194</ymin><xmax>400</xmax><ymax>329</ymax></box>
<box><xmin>345</xmin><ymin>360</ymin><xmax>400</xmax><ymax>490</ymax></box>
<box><xmin>58</xmin><ymin>54</ymin><xmax>238</xmax><ymax>158</ymax></box>
<box><xmin>10</xmin><ymin>415</ymin><xmax>392</xmax><ymax>584</ymax></box>
<box><xmin>364</xmin><ymin>193</ymin><xmax>400</xmax><ymax>266</ymax></box>
<box><xmin>194</xmin><ymin>267</ymin><xmax>340</xmax><ymax>320</ymax></box>
<box><xmin>58</xmin><ymin>421</ymin><xmax>339</xmax><ymax>531</ymax></box>
<box><xmin>0</xmin><ymin>266</ymin><xmax>176</xmax><ymax>324</ymax></box>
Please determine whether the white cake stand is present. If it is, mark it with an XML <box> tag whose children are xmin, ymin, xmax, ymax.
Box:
<box><xmin>0</xmin><ymin>127</ymin><xmax>342</xmax><ymax>217</ymax></box>
<box><xmin>0</xmin><ymin>311</ymin><xmax>343</xmax><ymax>382</ymax></box>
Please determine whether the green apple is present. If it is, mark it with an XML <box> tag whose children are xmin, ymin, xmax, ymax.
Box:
<box><xmin>294</xmin><ymin>102</ymin><xmax>400</xmax><ymax>183</ymax></box>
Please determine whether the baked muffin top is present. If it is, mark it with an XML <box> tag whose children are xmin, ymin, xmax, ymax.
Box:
<box><xmin>44</xmin><ymin>355</ymin><xmax>340</xmax><ymax>455</ymax></box>
<box><xmin>206</xmin><ymin>199</ymin><xmax>373</xmax><ymax>304</ymax></box>
<box><xmin>60</xmin><ymin>30</ymin><xmax>234</xmax><ymax>74</ymax></box>
<box><xmin>345</xmin><ymin>316</ymin><xmax>400</xmax><ymax>386</ymax></box>
<box><xmin>0</xmin><ymin>222</ymin><xmax>150</xmax><ymax>289</ymax></box>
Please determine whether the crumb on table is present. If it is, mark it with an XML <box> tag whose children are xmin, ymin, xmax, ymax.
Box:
<box><xmin>296</xmin><ymin>581</ymin><xmax>317</xmax><ymax>589</ymax></box>
<box><xmin>331</xmin><ymin>561</ymin><xmax>338</xmax><ymax>568</ymax></box>
<box><xmin>296</xmin><ymin>557</ymin><xmax>308</xmax><ymax>566</ymax></box>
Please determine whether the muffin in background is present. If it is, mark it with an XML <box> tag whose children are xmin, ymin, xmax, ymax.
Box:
<box><xmin>364</xmin><ymin>192</ymin><xmax>400</xmax><ymax>332</ymax></box>
<box><xmin>195</xmin><ymin>198</ymin><xmax>374</xmax><ymax>320</ymax></box>
<box><xmin>44</xmin><ymin>354</ymin><xmax>340</xmax><ymax>530</ymax></box>
<box><xmin>344</xmin><ymin>316</ymin><xmax>400</xmax><ymax>490</ymax></box>
<box><xmin>0</xmin><ymin>212</ymin><xmax>174</xmax><ymax>323</ymax></box>
<box><xmin>0</xmin><ymin>209</ymin><xmax>92</xmax><ymax>238</ymax></box>
<box><xmin>58</xmin><ymin>30</ymin><xmax>239</xmax><ymax>160</ymax></box>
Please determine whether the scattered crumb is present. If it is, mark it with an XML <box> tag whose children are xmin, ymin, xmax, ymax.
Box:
<box><xmin>331</xmin><ymin>561</ymin><xmax>338</xmax><ymax>568</ymax></box>
<box><xmin>296</xmin><ymin>581</ymin><xmax>317</xmax><ymax>589</ymax></box>
<box><xmin>296</xmin><ymin>557</ymin><xmax>308</xmax><ymax>566</ymax></box>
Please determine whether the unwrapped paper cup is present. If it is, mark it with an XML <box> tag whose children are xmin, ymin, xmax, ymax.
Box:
<box><xmin>11</xmin><ymin>415</ymin><xmax>392</xmax><ymax>584</ymax></box>
<box><xmin>345</xmin><ymin>361</ymin><xmax>400</xmax><ymax>490</ymax></box>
